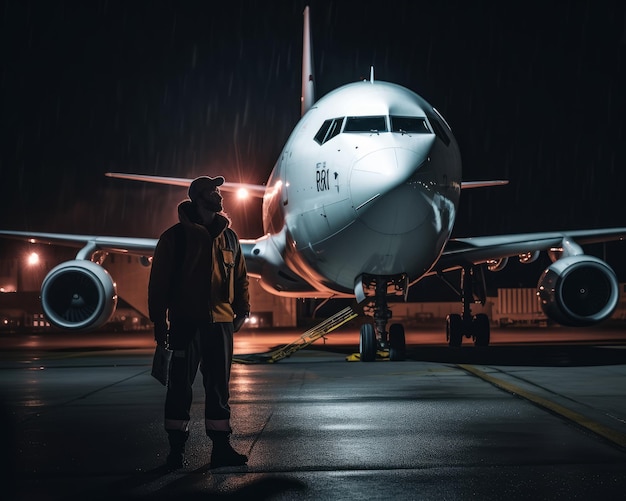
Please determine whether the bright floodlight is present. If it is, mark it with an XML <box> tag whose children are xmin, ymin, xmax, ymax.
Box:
<box><xmin>28</xmin><ymin>252</ymin><xmax>40</xmax><ymax>266</ymax></box>
<box><xmin>236</xmin><ymin>188</ymin><xmax>249</xmax><ymax>200</ymax></box>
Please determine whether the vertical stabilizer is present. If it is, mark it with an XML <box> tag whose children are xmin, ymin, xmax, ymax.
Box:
<box><xmin>301</xmin><ymin>6</ymin><xmax>315</xmax><ymax>116</ymax></box>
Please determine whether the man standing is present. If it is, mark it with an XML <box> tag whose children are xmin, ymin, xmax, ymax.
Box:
<box><xmin>148</xmin><ymin>176</ymin><xmax>250</xmax><ymax>469</ymax></box>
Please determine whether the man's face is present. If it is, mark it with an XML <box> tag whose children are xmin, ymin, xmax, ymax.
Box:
<box><xmin>198</xmin><ymin>187</ymin><xmax>223</xmax><ymax>214</ymax></box>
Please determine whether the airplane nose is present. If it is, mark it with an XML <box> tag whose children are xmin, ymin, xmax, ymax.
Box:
<box><xmin>349</xmin><ymin>137</ymin><xmax>435</xmax><ymax>232</ymax></box>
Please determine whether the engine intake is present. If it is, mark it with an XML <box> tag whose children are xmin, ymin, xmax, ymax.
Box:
<box><xmin>537</xmin><ymin>255</ymin><xmax>619</xmax><ymax>326</ymax></box>
<box><xmin>41</xmin><ymin>260</ymin><xmax>117</xmax><ymax>330</ymax></box>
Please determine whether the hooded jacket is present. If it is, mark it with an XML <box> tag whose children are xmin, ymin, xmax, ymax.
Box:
<box><xmin>148</xmin><ymin>200</ymin><xmax>249</xmax><ymax>336</ymax></box>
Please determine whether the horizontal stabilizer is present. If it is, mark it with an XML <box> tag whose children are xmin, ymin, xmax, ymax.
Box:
<box><xmin>461</xmin><ymin>180</ymin><xmax>509</xmax><ymax>189</ymax></box>
<box><xmin>105</xmin><ymin>172</ymin><xmax>266</xmax><ymax>198</ymax></box>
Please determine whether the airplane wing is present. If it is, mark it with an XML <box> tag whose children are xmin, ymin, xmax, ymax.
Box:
<box><xmin>0</xmin><ymin>230</ymin><xmax>270</xmax><ymax>282</ymax></box>
<box><xmin>432</xmin><ymin>228</ymin><xmax>626</xmax><ymax>274</ymax></box>
<box><xmin>0</xmin><ymin>230</ymin><xmax>158</xmax><ymax>257</ymax></box>
<box><xmin>105</xmin><ymin>172</ymin><xmax>267</xmax><ymax>198</ymax></box>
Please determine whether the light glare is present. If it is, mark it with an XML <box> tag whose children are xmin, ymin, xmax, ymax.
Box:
<box><xmin>27</xmin><ymin>252</ymin><xmax>40</xmax><ymax>266</ymax></box>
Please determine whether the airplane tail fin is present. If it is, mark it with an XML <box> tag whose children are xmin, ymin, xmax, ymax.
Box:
<box><xmin>301</xmin><ymin>6</ymin><xmax>315</xmax><ymax>116</ymax></box>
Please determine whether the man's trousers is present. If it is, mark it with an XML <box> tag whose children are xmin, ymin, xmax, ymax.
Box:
<box><xmin>164</xmin><ymin>322</ymin><xmax>234</xmax><ymax>434</ymax></box>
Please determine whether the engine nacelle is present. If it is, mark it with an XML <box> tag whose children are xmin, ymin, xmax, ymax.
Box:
<box><xmin>537</xmin><ymin>255</ymin><xmax>619</xmax><ymax>326</ymax></box>
<box><xmin>41</xmin><ymin>260</ymin><xmax>118</xmax><ymax>330</ymax></box>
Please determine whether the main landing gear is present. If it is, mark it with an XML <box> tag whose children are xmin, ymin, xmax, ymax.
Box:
<box><xmin>358</xmin><ymin>275</ymin><xmax>407</xmax><ymax>362</ymax></box>
<box><xmin>441</xmin><ymin>265</ymin><xmax>490</xmax><ymax>347</ymax></box>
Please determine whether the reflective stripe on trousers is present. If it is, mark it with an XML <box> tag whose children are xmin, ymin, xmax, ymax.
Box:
<box><xmin>205</xmin><ymin>418</ymin><xmax>231</xmax><ymax>433</ymax></box>
<box><xmin>165</xmin><ymin>418</ymin><xmax>190</xmax><ymax>432</ymax></box>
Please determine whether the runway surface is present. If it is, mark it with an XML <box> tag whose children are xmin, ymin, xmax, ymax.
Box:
<box><xmin>1</xmin><ymin>324</ymin><xmax>625</xmax><ymax>500</ymax></box>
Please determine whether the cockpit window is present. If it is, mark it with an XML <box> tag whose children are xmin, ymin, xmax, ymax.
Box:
<box><xmin>314</xmin><ymin>115</ymin><xmax>433</xmax><ymax>145</ymax></box>
<box><xmin>344</xmin><ymin>116</ymin><xmax>387</xmax><ymax>133</ymax></box>
<box><xmin>425</xmin><ymin>109</ymin><xmax>450</xmax><ymax>146</ymax></box>
<box><xmin>390</xmin><ymin>116</ymin><xmax>430</xmax><ymax>134</ymax></box>
<box><xmin>314</xmin><ymin>117</ymin><xmax>344</xmax><ymax>145</ymax></box>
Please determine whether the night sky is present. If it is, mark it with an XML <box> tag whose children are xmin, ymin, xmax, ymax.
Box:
<box><xmin>1</xmin><ymin>0</ymin><xmax>625</xmax><ymax>276</ymax></box>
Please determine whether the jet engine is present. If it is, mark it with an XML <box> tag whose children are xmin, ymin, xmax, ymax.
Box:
<box><xmin>537</xmin><ymin>255</ymin><xmax>619</xmax><ymax>326</ymax></box>
<box><xmin>41</xmin><ymin>260</ymin><xmax>118</xmax><ymax>330</ymax></box>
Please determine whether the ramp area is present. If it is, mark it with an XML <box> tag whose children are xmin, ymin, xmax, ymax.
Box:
<box><xmin>5</xmin><ymin>332</ymin><xmax>626</xmax><ymax>500</ymax></box>
<box><xmin>233</xmin><ymin>306</ymin><xmax>358</xmax><ymax>364</ymax></box>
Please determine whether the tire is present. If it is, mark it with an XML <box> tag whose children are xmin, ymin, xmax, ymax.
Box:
<box><xmin>473</xmin><ymin>313</ymin><xmax>490</xmax><ymax>347</ymax></box>
<box><xmin>359</xmin><ymin>323</ymin><xmax>377</xmax><ymax>362</ymax></box>
<box><xmin>389</xmin><ymin>323</ymin><xmax>406</xmax><ymax>361</ymax></box>
<box><xmin>446</xmin><ymin>314</ymin><xmax>463</xmax><ymax>347</ymax></box>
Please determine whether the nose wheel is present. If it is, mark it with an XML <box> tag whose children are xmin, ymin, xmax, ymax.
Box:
<box><xmin>357</xmin><ymin>274</ymin><xmax>408</xmax><ymax>362</ymax></box>
<box><xmin>359</xmin><ymin>322</ymin><xmax>406</xmax><ymax>361</ymax></box>
<box><xmin>359</xmin><ymin>324</ymin><xmax>377</xmax><ymax>362</ymax></box>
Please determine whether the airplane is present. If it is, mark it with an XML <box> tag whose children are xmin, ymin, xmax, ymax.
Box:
<box><xmin>1</xmin><ymin>6</ymin><xmax>624</xmax><ymax>361</ymax></box>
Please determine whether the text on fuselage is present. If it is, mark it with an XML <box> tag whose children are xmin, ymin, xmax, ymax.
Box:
<box><xmin>316</xmin><ymin>162</ymin><xmax>330</xmax><ymax>192</ymax></box>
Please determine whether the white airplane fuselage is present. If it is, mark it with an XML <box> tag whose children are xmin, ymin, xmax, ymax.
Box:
<box><xmin>260</xmin><ymin>80</ymin><xmax>462</xmax><ymax>297</ymax></box>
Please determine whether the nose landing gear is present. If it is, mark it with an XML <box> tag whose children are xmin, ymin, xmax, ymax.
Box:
<box><xmin>357</xmin><ymin>275</ymin><xmax>407</xmax><ymax>362</ymax></box>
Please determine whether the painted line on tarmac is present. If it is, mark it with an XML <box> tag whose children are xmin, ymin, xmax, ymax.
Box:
<box><xmin>458</xmin><ymin>364</ymin><xmax>626</xmax><ymax>450</ymax></box>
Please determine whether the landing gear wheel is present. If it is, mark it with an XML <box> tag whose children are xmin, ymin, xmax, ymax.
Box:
<box><xmin>389</xmin><ymin>323</ymin><xmax>406</xmax><ymax>361</ymax></box>
<box><xmin>472</xmin><ymin>313</ymin><xmax>490</xmax><ymax>347</ymax></box>
<box><xmin>446</xmin><ymin>314</ymin><xmax>463</xmax><ymax>347</ymax></box>
<box><xmin>359</xmin><ymin>323</ymin><xmax>377</xmax><ymax>362</ymax></box>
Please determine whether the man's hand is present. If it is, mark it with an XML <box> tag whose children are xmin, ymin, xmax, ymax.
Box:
<box><xmin>233</xmin><ymin>314</ymin><xmax>247</xmax><ymax>333</ymax></box>
<box><xmin>154</xmin><ymin>322</ymin><xmax>168</xmax><ymax>346</ymax></box>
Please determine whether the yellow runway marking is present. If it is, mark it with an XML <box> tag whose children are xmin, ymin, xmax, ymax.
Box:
<box><xmin>459</xmin><ymin>364</ymin><xmax>626</xmax><ymax>450</ymax></box>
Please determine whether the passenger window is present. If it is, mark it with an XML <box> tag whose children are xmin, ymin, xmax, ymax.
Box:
<box><xmin>390</xmin><ymin>116</ymin><xmax>431</xmax><ymax>134</ymax></box>
<box><xmin>314</xmin><ymin>117</ymin><xmax>344</xmax><ymax>145</ymax></box>
<box><xmin>344</xmin><ymin>116</ymin><xmax>387</xmax><ymax>133</ymax></box>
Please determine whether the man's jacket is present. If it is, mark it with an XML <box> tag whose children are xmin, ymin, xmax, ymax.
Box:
<box><xmin>148</xmin><ymin>200</ymin><xmax>250</xmax><ymax>335</ymax></box>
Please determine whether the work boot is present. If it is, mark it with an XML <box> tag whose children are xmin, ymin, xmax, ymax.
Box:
<box><xmin>166</xmin><ymin>430</ymin><xmax>189</xmax><ymax>470</ymax></box>
<box><xmin>207</xmin><ymin>431</ymin><xmax>248</xmax><ymax>468</ymax></box>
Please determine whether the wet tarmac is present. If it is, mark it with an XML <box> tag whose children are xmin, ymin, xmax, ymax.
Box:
<box><xmin>1</xmin><ymin>325</ymin><xmax>625</xmax><ymax>500</ymax></box>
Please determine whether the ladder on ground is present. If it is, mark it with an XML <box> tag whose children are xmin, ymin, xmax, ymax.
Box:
<box><xmin>233</xmin><ymin>306</ymin><xmax>358</xmax><ymax>364</ymax></box>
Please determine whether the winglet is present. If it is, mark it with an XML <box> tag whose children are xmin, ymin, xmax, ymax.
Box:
<box><xmin>301</xmin><ymin>6</ymin><xmax>315</xmax><ymax>116</ymax></box>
